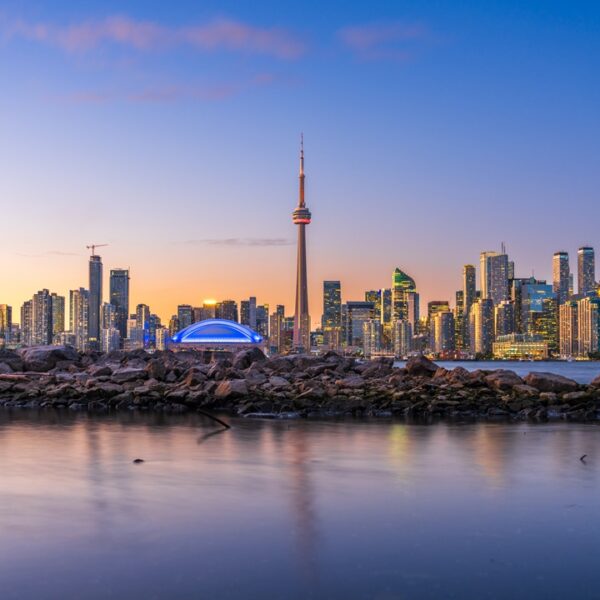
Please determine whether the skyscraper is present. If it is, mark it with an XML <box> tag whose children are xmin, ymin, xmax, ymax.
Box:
<box><xmin>109</xmin><ymin>269</ymin><xmax>130</xmax><ymax>342</ymax></box>
<box><xmin>32</xmin><ymin>289</ymin><xmax>53</xmax><ymax>345</ymax></box>
<box><xmin>559</xmin><ymin>300</ymin><xmax>578</xmax><ymax>358</ymax></box>
<box><xmin>391</xmin><ymin>268</ymin><xmax>419</xmax><ymax>327</ymax></box>
<box><xmin>70</xmin><ymin>288</ymin><xmax>90</xmax><ymax>352</ymax></box>
<box><xmin>469</xmin><ymin>298</ymin><xmax>495</xmax><ymax>356</ymax></box>
<box><xmin>480</xmin><ymin>251</ymin><xmax>509</xmax><ymax>306</ymax></box>
<box><xmin>216</xmin><ymin>300</ymin><xmax>238</xmax><ymax>322</ymax></box>
<box><xmin>463</xmin><ymin>265</ymin><xmax>476</xmax><ymax>315</ymax></box>
<box><xmin>577</xmin><ymin>246</ymin><xmax>595</xmax><ymax>296</ymax></box>
<box><xmin>292</xmin><ymin>136</ymin><xmax>311</xmax><ymax>351</ymax></box>
<box><xmin>177</xmin><ymin>305</ymin><xmax>193</xmax><ymax>331</ymax></box>
<box><xmin>322</xmin><ymin>281</ymin><xmax>342</xmax><ymax>329</ymax></box>
<box><xmin>20</xmin><ymin>300</ymin><xmax>33</xmax><ymax>346</ymax></box>
<box><xmin>577</xmin><ymin>296</ymin><xmax>600</xmax><ymax>357</ymax></box>
<box><xmin>553</xmin><ymin>251</ymin><xmax>570</xmax><ymax>304</ymax></box>
<box><xmin>432</xmin><ymin>310</ymin><xmax>455</xmax><ymax>354</ymax></box>
<box><xmin>50</xmin><ymin>293</ymin><xmax>65</xmax><ymax>339</ymax></box>
<box><xmin>0</xmin><ymin>305</ymin><xmax>12</xmax><ymax>345</ymax></box>
<box><xmin>88</xmin><ymin>253</ymin><xmax>103</xmax><ymax>349</ymax></box>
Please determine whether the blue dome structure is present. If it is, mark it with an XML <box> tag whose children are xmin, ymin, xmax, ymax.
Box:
<box><xmin>170</xmin><ymin>319</ymin><xmax>263</xmax><ymax>346</ymax></box>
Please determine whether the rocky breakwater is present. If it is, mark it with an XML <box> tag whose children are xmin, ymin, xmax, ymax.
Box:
<box><xmin>1</xmin><ymin>345</ymin><xmax>600</xmax><ymax>421</ymax></box>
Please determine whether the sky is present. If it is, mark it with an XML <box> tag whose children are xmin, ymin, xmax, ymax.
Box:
<box><xmin>1</xmin><ymin>0</ymin><xmax>599</xmax><ymax>325</ymax></box>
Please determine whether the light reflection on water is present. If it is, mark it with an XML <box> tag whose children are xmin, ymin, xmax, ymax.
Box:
<box><xmin>0</xmin><ymin>411</ymin><xmax>599</xmax><ymax>599</ymax></box>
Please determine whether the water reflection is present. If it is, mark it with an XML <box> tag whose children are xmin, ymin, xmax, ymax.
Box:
<box><xmin>0</xmin><ymin>411</ymin><xmax>599</xmax><ymax>599</ymax></box>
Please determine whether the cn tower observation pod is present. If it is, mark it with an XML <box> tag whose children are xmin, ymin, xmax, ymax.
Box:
<box><xmin>170</xmin><ymin>319</ymin><xmax>263</xmax><ymax>347</ymax></box>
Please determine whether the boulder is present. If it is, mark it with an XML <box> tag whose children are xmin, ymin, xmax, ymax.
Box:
<box><xmin>88</xmin><ymin>365</ymin><xmax>112</xmax><ymax>377</ymax></box>
<box><xmin>523</xmin><ymin>372</ymin><xmax>578</xmax><ymax>393</ymax></box>
<box><xmin>0</xmin><ymin>362</ymin><xmax>13</xmax><ymax>375</ymax></box>
<box><xmin>360</xmin><ymin>357</ymin><xmax>394</xmax><ymax>378</ymax></box>
<box><xmin>111</xmin><ymin>367</ymin><xmax>148</xmax><ymax>383</ymax></box>
<box><xmin>18</xmin><ymin>345</ymin><xmax>79</xmax><ymax>372</ymax></box>
<box><xmin>0</xmin><ymin>349</ymin><xmax>24</xmax><ymax>371</ymax></box>
<box><xmin>405</xmin><ymin>355</ymin><xmax>438</xmax><ymax>377</ymax></box>
<box><xmin>269</xmin><ymin>376</ymin><xmax>290</xmax><ymax>388</ymax></box>
<box><xmin>214</xmin><ymin>379</ymin><xmax>248</xmax><ymax>399</ymax></box>
<box><xmin>182</xmin><ymin>367</ymin><xmax>207</xmax><ymax>386</ymax></box>
<box><xmin>485</xmin><ymin>370</ymin><xmax>523</xmax><ymax>391</ymax></box>
<box><xmin>590</xmin><ymin>374</ymin><xmax>600</xmax><ymax>388</ymax></box>
<box><xmin>335</xmin><ymin>375</ymin><xmax>365</xmax><ymax>389</ymax></box>
<box><xmin>232</xmin><ymin>347</ymin><xmax>266</xmax><ymax>370</ymax></box>
<box><xmin>145</xmin><ymin>359</ymin><xmax>167</xmax><ymax>381</ymax></box>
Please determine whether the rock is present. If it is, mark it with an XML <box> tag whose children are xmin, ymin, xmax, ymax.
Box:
<box><xmin>590</xmin><ymin>374</ymin><xmax>600</xmax><ymax>388</ymax></box>
<box><xmin>214</xmin><ymin>379</ymin><xmax>248</xmax><ymax>399</ymax></box>
<box><xmin>0</xmin><ymin>362</ymin><xmax>13</xmax><ymax>375</ymax></box>
<box><xmin>524</xmin><ymin>372</ymin><xmax>578</xmax><ymax>393</ymax></box>
<box><xmin>562</xmin><ymin>391</ymin><xmax>590</xmax><ymax>403</ymax></box>
<box><xmin>111</xmin><ymin>367</ymin><xmax>148</xmax><ymax>383</ymax></box>
<box><xmin>145</xmin><ymin>359</ymin><xmax>167</xmax><ymax>381</ymax></box>
<box><xmin>0</xmin><ymin>349</ymin><xmax>24</xmax><ymax>371</ymax></box>
<box><xmin>18</xmin><ymin>345</ymin><xmax>79</xmax><ymax>372</ymax></box>
<box><xmin>485</xmin><ymin>370</ymin><xmax>523</xmax><ymax>391</ymax></box>
<box><xmin>269</xmin><ymin>376</ymin><xmax>290</xmax><ymax>388</ymax></box>
<box><xmin>405</xmin><ymin>355</ymin><xmax>438</xmax><ymax>377</ymax></box>
<box><xmin>182</xmin><ymin>367</ymin><xmax>207</xmax><ymax>386</ymax></box>
<box><xmin>232</xmin><ymin>347</ymin><xmax>266</xmax><ymax>370</ymax></box>
<box><xmin>512</xmin><ymin>384</ymin><xmax>539</xmax><ymax>398</ymax></box>
<box><xmin>335</xmin><ymin>375</ymin><xmax>365</xmax><ymax>389</ymax></box>
<box><xmin>88</xmin><ymin>364</ymin><xmax>112</xmax><ymax>377</ymax></box>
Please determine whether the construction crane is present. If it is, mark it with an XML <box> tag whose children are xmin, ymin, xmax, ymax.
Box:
<box><xmin>86</xmin><ymin>243</ymin><xmax>108</xmax><ymax>256</ymax></box>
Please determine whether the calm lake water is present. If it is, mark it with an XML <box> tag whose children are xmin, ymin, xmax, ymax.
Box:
<box><xmin>395</xmin><ymin>360</ymin><xmax>600</xmax><ymax>384</ymax></box>
<box><xmin>1</xmin><ymin>411</ymin><xmax>599</xmax><ymax>599</ymax></box>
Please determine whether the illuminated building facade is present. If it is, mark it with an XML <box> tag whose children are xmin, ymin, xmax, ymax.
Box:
<box><xmin>553</xmin><ymin>251</ymin><xmax>570</xmax><ymax>304</ymax></box>
<box><xmin>469</xmin><ymin>298</ymin><xmax>495</xmax><ymax>355</ymax></box>
<box><xmin>0</xmin><ymin>304</ymin><xmax>12</xmax><ymax>345</ymax></box>
<box><xmin>578</xmin><ymin>246</ymin><xmax>596</xmax><ymax>296</ymax></box>
<box><xmin>393</xmin><ymin>319</ymin><xmax>412</xmax><ymax>358</ymax></box>
<box><xmin>392</xmin><ymin>268</ymin><xmax>419</xmax><ymax>329</ymax></box>
<box><xmin>495</xmin><ymin>300</ymin><xmax>515</xmax><ymax>337</ymax></box>
<box><xmin>577</xmin><ymin>296</ymin><xmax>600</xmax><ymax>357</ymax></box>
<box><xmin>171</xmin><ymin>318</ymin><xmax>263</xmax><ymax>348</ymax></box>
<box><xmin>493</xmin><ymin>334</ymin><xmax>549</xmax><ymax>360</ymax></box>
<box><xmin>432</xmin><ymin>310</ymin><xmax>455</xmax><ymax>354</ymax></box>
<box><xmin>480</xmin><ymin>251</ymin><xmax>510</xmax><ymax>306</ymax></box>
<box><xmin>70</xmin><ymin>288</ymin><xmax>90</xmax><ymax>352</ymax></box>
<box><xmin>363</xmin><ymin>320</ymin><xmax>382</xmax><ymax>357</ymax></box>
<box><xmin>88</xmin><ymin>254</ymin><xmax>103</xmax><ymax>350</ymax></box>
<box><xmin>177</xmin><ymin>305</ymin><xmax>193</xmax><ymax>331</ymax></box>
<box><xmin>109</xmin><ymin>269</ymin><xmax>129</xmax><ymax>344</ymax></box>
<box><xmin>216</xmin><ymin>300</ymin><xmax>238</xmax><ymax>322</ymax></box>
<box><xmin>345</xmin><ymin>301</ymin><xmax>375</xmax><ymax>348</ymax></box>
<box><xmin>559</xmin><ymin>300</ymin><xmax>578</xmax><ymax>358</ymax></box>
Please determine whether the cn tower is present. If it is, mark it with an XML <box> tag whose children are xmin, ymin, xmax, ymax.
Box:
<box><xmin>292</xmin><ymin>135</ymin><xmax>311</xmax><ymax>351</ymax></box>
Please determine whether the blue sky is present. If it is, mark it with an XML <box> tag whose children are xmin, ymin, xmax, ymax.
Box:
<box><xmin>1</xmin><ymin>0</ymin><xmax>599</xmax><ymax>322</ymax></box>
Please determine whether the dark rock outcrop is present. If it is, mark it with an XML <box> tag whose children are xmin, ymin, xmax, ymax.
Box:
<box><xmin>523</xmin><ymin>372</ymin><xmax>578</xmax><ymax>393</ymax></box>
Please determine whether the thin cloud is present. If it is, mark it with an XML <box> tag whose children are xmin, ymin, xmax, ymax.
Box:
<box><xmin>14</xmin><ymin>250</ymin><xmax>80</xmax><ymax>258</ymax></box>
<box><xmin>185</xmin><ymin>238</ymin><xmax>293</xmax><ymax>247</ymax></box>
<box><xmin>4</xmin><ymin>15</ymin><xmax>306</xmax><ymax>59</ymax></box>
<box><xmin>338</xmin><ymin>22</ymin><xmax>431</xmax><ymax>61</ymax></box>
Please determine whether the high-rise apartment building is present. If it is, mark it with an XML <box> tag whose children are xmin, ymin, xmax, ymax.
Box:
<box><xmin>553</xmin><ymin>251</ymin><xmax>570</xmax><ymax>304</ymax></box>
<box><xmin>216</xmin><ymin>300</ymin><xmax>238</xmax><ymax>322</ymax></box>
<box><xmin>392</xmin><ymin>320</ymin><xmax>412</xmax><ymax>358</ymax></box>
<box><xmin>363</xmin><ymin>320</ymin><xmax>382</xmax><ymax>357</ymax></box>
<box><xmin>559</xmin><ymin>300</ymin><xmax>578</xmax><ymax>358</ymax></box>
<box><xmin>577</xmin><ymin>247</ymin><xmax>595</xmax><ymax>296</ymax></box>
<box><xmin>177</xmin><ymin>305</ymin><xmax>193</xmax><ymax>331</ymax></box>
<box><xmin>345</xmin><ymin>301</ymin><xmax>375</xmax><ymax>348</ymax></box>
<box><xmin>577</xmin><ymin>296</ymin><xmax>600</xmax><ymax>357</ymax></box>
<box><xmin>495</xmin><ymin>300</ymin><xmax>515</xmax><ymax>337</ymax></box>
<box><xmin>109</xmin><ymin>269</ymin><xmax>130</xmax><ymax>342</ymax></box>
<box><xmin>20</xmin><ymin>300</ymin><xmax>33</xmax><ymax>346</ymax></box>
<box><xmin>0</xmin><ymin>305</ymin><xmax>12</xmax><ymax>345</ymax></box>
<box><xmin>136</xmin><ymin>304</ymin><xmax>150</xmax><ymax>332</ymax></box>
<box><xmin>50</xmin><ymin>293</ymin><xmax>65</xmax><ymax>339</ymax></box>
<box><xmin>70</xmin><ymin>288</ymin><xmax>90</xmax><ymax>352</ymax></box>
<box><xmin>463</xmin><ymin>264</ymin><xmax>477</xmax><ymax>315</ymax></box>
<box><xmin>432</xmin><ymin>310</ymin><xmax>455</xmax><ymax>354</ymax></box>
<box><xmin>469</xmin><ymin>298</ymin><xmax>495</xmax><ymax>355</ymax></box>
<box><xmin>480</xmin><ymin>251</ymin><xmax>509</xmax><ymax>306</ymax></box>
<box><xmin>392</xmin><ymin>268</ymin><xmax>419</xmax><ymax>328</ymax></box>
<box><xmin>256</xmin><ymin>304</ymin><xmax>269</xmax><ymax>338</ymax></box>
<box><xmin>88</xmin><ymin>253</ymin><xmax>103</xmax><ymax>349</ymax></box>
<box><xmin>322</xmin><ymin>281</ymin><xmax>342</xmax><ymax>330</ymax></box>
<box><xmin>32</xmin><ymin>289</ymin><xmax>53</xmax><ymax>345</ymax></box>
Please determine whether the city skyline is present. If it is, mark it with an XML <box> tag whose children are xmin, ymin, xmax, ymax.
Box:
<box><xmin>1</xmin><ymin>1</ymin><xmax>600</xmax><ymax>324</ymax></box>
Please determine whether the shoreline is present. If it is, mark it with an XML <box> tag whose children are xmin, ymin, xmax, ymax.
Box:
<box><xmin>1</xmin><ymin>345</ymin><xmax>599</xmax><ymax>422</ymax></box>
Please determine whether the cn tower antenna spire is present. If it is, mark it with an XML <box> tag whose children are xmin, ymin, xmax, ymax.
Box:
<box><xmin>299</xmin><ymin>133</ymin><xmax>305</xmax><ymax>207</ymax></box>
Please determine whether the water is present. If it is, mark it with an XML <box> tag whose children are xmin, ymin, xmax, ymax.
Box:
<box><xmin>395</xmin><ymin>360</ymin><xmax>600</xmax><ymax>384</ymax></box>
<box><xmin>1</xmin><ymin>411</ymin><xmax>599</xmax><ymax>599</ymax></box>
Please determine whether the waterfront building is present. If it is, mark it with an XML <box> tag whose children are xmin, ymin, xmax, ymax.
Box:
<box><xmin>469</xmin><ymin>298</ymin><xmax>495</xmax><ymax>356</ymax></box>
<box><xmin>168</xmin><ymin>315</ymin><xmax>180</xmax><ymax>337</ymax></box>
<box><xmin>109</xmin><ymin>269</ymin><xmax>130</xmax><ymax>343</ymax></box>
<box><xmin>365</xmin><ymin>290</ymin><xmax>381</xmax><ymax>321</ymax></box>
<box><xmin>363</xmin><ymin>320</ymin><xmax>383</xmax><ymax>357</ymax></box>
<box><xmin>480</xmin><ymin>251</ymin><xmax>510</xmax><ymax>306</ymax></box>
<box><xmin>495</xmin><ymin>300</ymin><xmax>515</xmax><ymax>337</ymax></box>
<box><xmin>155</xmin><ymin>327</ymin><xmax>168</xmax><ymax>351</ymax></box>
<box><xmin>559</xmin><ymin>300</ymin><xmax>578</xmax><ymax>358</ymax></box>
<box><xmin>345</xmin><ymin>301</ymin><xmax>375</xmax><ymax>349</ymax></box>
<box><xmin>171</xmin><ymin>319</ymin><xmax>263</xmax><ymax>349</ymax></box>
<box><xmin>88</xmin><ymin>253</ymin><xmax>103</xmax><ymax>350</ymax></box>
<box><xmin>432</xmin><ymin>311</ymin><xmax>455</xmax><ymax>354</ymax></box>
<box><xmin>32</xmin><ymin>289</ymin><xmax>53</xmax><ymax>345</ymax></box>
<box><xmin>292</xmin><ymin>137</ymin><xmax>311</xmax><ymax>352</ymax></box>
<box><xmin>463</xmin><ymin>265</ymin><xmax>477</xmax><ymax>315</ymax></box>
<box><xmin>50</xmin><ymin>293</ymin><xmax>65</xmax><ymax>339</ymax></box>
<box><xmin>454</xmin><ymin>291</ymin><xmax>465</xmax><ymax>351</ymax></box>
<box><xmin>20</xmin><ymin>300</ymin><xmax>33</xmax><ymax>346</ymax></box>
<box><xmin>255</xmin><ymin>304</ymin><xmax>269</xmax><ymax>339</ymax></box>
<box><xmin>148</xmin><ymin>314</ymin><xmax>161</xmax><ymax>348</ymax></box>
<box><xmin>427</xmin><ymin>300</ymin><xmax>450</xmax><ymax>349</ymax></box>
<box><xmin>70</xmin><ymin>288</ymin><xmax>90</xmax><ymax>352</ymax></box>
<box><xmin>101</xmin><ymin>327</ymin><xmax>120</xmax><ymax>353</ymax></box>
<box><xmin>269</xmin><ymin>305</ymin><xmax>286</xmax><ymax>354</ymax></box>
<box><xmin>553</xmin><ymin>251</ymin><xmax>570</xmax><ymax>304</ymax></box>
<box><xmin>392</xmin><ymin>268</ymin><xmax>419</xmax><ymax>329</ymax></box>
<box><xmin>578</xmin><ymin>247</ymin><xmax>595</xmax><ymax>296</ymax></box>
<box><xmin>492</xmin><ymin>334</ymin><xmax>549</xmax><ymax>360</ymax></box>
<box><xmin>519</xmin><ymin>279</ymin><xmax>555</xmax><ymax>334</ymax></box>
<box><xmin>322</xmin><ymin>281</ymin><xmax>342</xmax><ymax>349</ymax></box>
<box><xmin>135</xmin><ymin>304</ymin><xmax>150</xmax><ymax>340</ymax></box>
<box><xmin>577</xmin><ymin>296</ymin><xmax>600</xmax><ymax>357</ymax></box>
<box><xmin>177</xmin><ymin>305</ymin><xmax>193</xmax><ymax>331</ymax></box>
<box><xmin>216</xmin><ymin>300</ymin><xmax>238</xmax><ymax>322</ymax></box>
<box><xmin>392</xmin><ymin>320</ymin><xmax>412</xmax><ymax>358</ymax></box>
<box><xmin>0</xmin><ymin>304</ymin><xmax>12</xmax><ymax>345</ymax></box>
<box><xmin>101</xmin><ymin>303</ymin><xmax>117</xmax><ymax>330</ymax></box>
<box><xmin>532</xmin><ymin>297</ymin><xmax>559</xmax><ymax>355</ymax></box>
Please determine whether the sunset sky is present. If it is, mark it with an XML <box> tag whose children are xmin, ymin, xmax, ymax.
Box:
<box><xmin>1</xmin><ymin>0</ymin><xmax>599</xmax><ymax>324</ymax></box>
